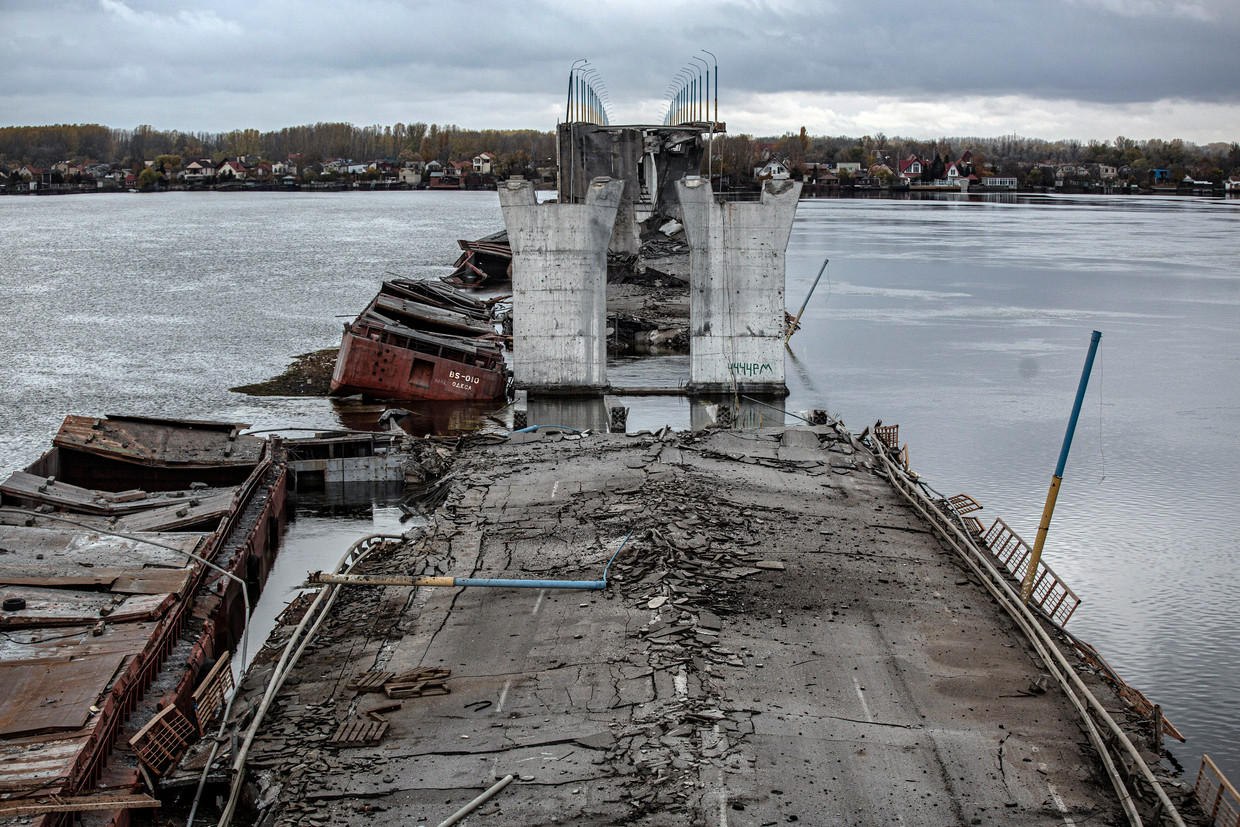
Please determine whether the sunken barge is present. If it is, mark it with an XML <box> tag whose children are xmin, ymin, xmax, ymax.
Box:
<box><xmin>0</xmin><ymin>416</ymin><xmax>288</xmax><ymax>826</ymax></box>
<box><xmin>329</xmin><ymin>278</ymin><xmax>509</xmax><ymax>402</ymax></box>
<box><xmin>441</xmin><ymin>230</ymin><xmax>512</xmax><ymax>289</ymax></box>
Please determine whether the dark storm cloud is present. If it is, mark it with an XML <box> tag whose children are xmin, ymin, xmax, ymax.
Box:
<box><xmin>1</xmin><ymin>0</ymin><xmax>1237</xmax><ymax>135</ymax></box>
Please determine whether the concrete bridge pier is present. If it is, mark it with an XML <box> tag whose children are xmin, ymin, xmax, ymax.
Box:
<box><xmin>499</xmin><ymin>177</ymin><xmax>625</xmax><ymax>392</ymax></box>
<box><xmin>677</xmin><ymin>177</ymin><xmax>802</xmax><ymax>395</ymax></box>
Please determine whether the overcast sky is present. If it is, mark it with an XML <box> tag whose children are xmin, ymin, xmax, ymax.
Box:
<box><xmin>3</xmin><ymin>0</ymin><xmax>1238</xmax><ymax>144</ymax></box>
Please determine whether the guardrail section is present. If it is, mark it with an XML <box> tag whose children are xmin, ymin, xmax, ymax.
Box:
<box><xmin>1197</xmin><ymin>755</ymin><xmax>1240</xmax><ymax>827</ymax></box>
<box><xmin>980</xmin><ymin>517</ymin><xmax>1081</xmax><ymax>626</ymax></box>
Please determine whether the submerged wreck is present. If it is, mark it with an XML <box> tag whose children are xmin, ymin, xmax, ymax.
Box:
<box><xmin>0</xmin><ymin>415</ymin><xmax>287</xmax><ymax>825</ymax></box>
<box><xmin>329</xmin><ymin>278</ymin><xmax>509</xmax><ymax>402</ymax></box>
<box><xmin>441</xmin><ymin>229</ymin><xmax>512</xmax><ymax>289</ymax></box>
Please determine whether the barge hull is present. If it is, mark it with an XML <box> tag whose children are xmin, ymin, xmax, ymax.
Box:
<box><xmin>329</xmin><ymin>329</ymin><xmax>506</xmax><ymax>401</ymax></box>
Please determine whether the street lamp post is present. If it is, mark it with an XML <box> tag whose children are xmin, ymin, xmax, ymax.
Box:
<box><xmin>567</xmin><ymin>59</ymin><xmax>586</xmax><ymax>122</ymax></box>
<box><xmin>701</xmin><ymin>50</ymin><xmax>718</xmax><ymax>185</ymax></box>
<box><xmin>691</xmin><ymin>57</ymin><xmax>709</xmax><ymax>123</ymax></box>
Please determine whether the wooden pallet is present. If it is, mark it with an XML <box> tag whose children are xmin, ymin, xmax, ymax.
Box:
<box><xmin>385</xmin><ymin>680</ymin><xmax>449</xmax><ymax>699</ymax></box>
<box><xmin>349</xmin><ymin>668</ymin><xmax>451</xmax><ymax>698</ymax></box>
<box><xmin>347</xmin><ymin>671</ymin><xmax>396</xmax><ymax>692</ymax></box>
<box><xmin>330</xmin><ymin>720</ymin><xmax>389</xmax><ymax>747</ymax></box>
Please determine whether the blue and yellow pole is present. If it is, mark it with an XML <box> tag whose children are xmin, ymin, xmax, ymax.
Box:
<box><xmin>1021</xmin><ymin>330</ymin><xmax>1102</xmax><ymax>603</ymax></box>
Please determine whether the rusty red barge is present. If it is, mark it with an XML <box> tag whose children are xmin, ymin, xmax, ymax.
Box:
<box><xmin>329</xmin><ymin>278</ymin><xmax>509</xmax><ymax>402</ymax></box>
<box><xmin>0</xmin><ymin>416</ymin><xmax>288</xmax><ymax>826</ymax></box>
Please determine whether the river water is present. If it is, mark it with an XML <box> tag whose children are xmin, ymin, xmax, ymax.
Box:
<box><xmin>1</xmin><ymin>190</ymin><xmax>1236</xmax><ymax>782</ymax></box>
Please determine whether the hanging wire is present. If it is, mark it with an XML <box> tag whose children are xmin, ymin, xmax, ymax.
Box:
<box><xmin>1097</xmin><ymin>345</ymin><xmax>1106</xmax><ymax>483</ymax></box>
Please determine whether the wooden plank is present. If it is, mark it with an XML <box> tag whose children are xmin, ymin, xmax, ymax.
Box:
<box><xmin>0</xmin><ymin>793</ymin><xmax>160</xmax><ymax>817</ymax></box>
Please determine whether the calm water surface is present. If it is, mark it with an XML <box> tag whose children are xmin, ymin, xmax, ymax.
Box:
<box><xmin>1</xmin><ymin>190</ymin><xmax>1236</xmax><ymax>781</ymax></box>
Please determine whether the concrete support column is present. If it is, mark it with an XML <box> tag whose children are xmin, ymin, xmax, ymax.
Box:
<box><xmin>499</xmin><ymin>177</ymin><xmax>624</xmax><ymax>391</ymax></box>
<box><xmin>677</xmin><ymin>177</ymin><xmax>801</xmax><ymax>394</ymax></box>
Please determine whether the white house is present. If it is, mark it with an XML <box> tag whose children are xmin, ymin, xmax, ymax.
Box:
<box><xmin>754</xmin><ymin>159</ymin><xmax>790</xmax><ymax>180</ymax></box>
<box><xmin>472</xmin><ymin>152</ymin><xmax>495</xmax><ymax>175</ymax></box>
<box><xmin>184</xmin><ymin>161</ymin><xmax>210</xmax><ymax>183</ymax></box>
<box><xmin>1225</xmin><ymin>176</ymin><xmax>1240</xmax><ymax>192</ymax></box>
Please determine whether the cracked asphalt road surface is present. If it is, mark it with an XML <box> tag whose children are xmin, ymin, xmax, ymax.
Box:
<box><xmin>235</xmin><ymin>425</ymin><xmax>1125</xmax><ymax>826</ymax></box>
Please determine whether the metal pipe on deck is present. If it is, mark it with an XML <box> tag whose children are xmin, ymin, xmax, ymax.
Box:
<box><xmin>436</xmin><ymin>774</ymin><xmax>515</xmax><ymax>827</ymax></box>
<box><xmin>1021</xmin><ymin>330</ymin><xmax>1101</xmax><ymax>603</ymax></box>
<box><xmin>308</xmin><ymin>572</ymin><xmax>607</xmax><ymax>590</ymax></box>
<box><xmin>309</xmin><ymin>529</ymin><xmax>632</xmax><ymax>592</ymax></box>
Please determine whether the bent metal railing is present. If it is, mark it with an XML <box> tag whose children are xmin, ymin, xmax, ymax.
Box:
<box><xmin>979</xmin><ymin>517</ymin><xmax>1081</xmax><ymax>626</ymax></box>
<box><xmin>1197</xmin><ymin>754</ymin><xmax>1240</xmax><ymax>827</ymax></box>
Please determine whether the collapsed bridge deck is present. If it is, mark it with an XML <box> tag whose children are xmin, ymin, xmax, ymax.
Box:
<box><xmin>224</xmin><ymin>425</ymin><xmax>1135</xmax><ymax>826</ymax></box>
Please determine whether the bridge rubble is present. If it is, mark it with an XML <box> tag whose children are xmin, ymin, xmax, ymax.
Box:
<box><xmin>197</xmin><ymin>421</ymin><xmax>1190</xmax><ymax>826</ymax></box>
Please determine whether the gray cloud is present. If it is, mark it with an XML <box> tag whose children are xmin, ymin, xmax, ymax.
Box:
<box><xmin>1</xmin><ymin>0</ymin><xmax>1237</xmax><ymax>139</ymax></box>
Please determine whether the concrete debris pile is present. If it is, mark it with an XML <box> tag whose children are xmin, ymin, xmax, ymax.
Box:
<box><xmin>181</xmin><ymin>423</ymin><xmax>1182</xmax><ymax>827</ymax></box>
<box><xmin>638</xmin><ymin>228</ymin><xmax>689</xmax><ymax>259</ymax></box>
<box><xmin>605</xmin><ymin>230</ymin><xmax>690</xmax><ymax>353</ymax></box>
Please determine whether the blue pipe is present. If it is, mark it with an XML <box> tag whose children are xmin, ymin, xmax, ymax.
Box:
<box><xmin>1055</xmin><ymin>330</ymin><xmax>1102</xmax><ymax>477</ymax></box>
<box><xmin>510</xmin><ymin>424</ymin><xmax>583</xmax><ymax>434</ymax></box>
<box><xmin>458</xmin><ymin>577</ymin><xmax>605</xmax><ymax>590</ymax></box>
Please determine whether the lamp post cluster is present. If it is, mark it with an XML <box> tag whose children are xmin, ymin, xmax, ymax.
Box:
<box><xmin>566</xmin><ymin>60</ymin><xmax>612</xmax><ymax>125</ymax></box>
<box><xmin>661</xmin><ymin>50</ymin><xmax>717</xmax><ymax>126</ymax></box>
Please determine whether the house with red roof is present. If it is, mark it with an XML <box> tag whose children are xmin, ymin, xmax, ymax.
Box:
<box><xmin>216</xmin><ymin>160</ymin><xmax>248</xmax><ymax>180</ymax></box>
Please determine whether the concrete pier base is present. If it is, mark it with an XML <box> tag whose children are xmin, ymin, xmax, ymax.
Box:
<box><xmin>524</xmin><ymin>394</ymin><xmax>608</xmax><ymax>434</ymax></box>
<box><xmin>677</xmin><ymin>178</ymin><xmax>801</xmax><ymax>395</ymax></box>
<box><xmin>499</xmin><ymin>177</ymin><xmax>624</xmax><ymax>392</ymax></box>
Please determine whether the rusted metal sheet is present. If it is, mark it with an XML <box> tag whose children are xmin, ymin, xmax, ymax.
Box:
<box><xmin>0</xmin><ymin>653</ymin><xmax>126</xmax><ymax>737</ymax></box>
<box><xmin>372</xmin><ymin>293</ymin><xmax>496</xmax><ymax>336</ymax></box>
<box><xmin>1</xmin><ymin>471</ymin><xmax>238</xmax><ymax>524</ymax></box>
<box><xmin>0</xmin><ymin>731</ymin><xmax>89</xmax><ymax>792</ymax></box>
<box><xmin>52</xmin><ymin>415</ymin><xmax>263</xmax><ymax>468</ymax></box>
<box><xmin>382</xmin><ymin>278</ymin><xmax>496</xmax><ymax>320</ymax></box>
<box><xmin>0</xmin><ymin>524</ymin><xmax>203</xmax><ymax>575</ymax></box>
<box><xmin>0</xmin><ymin>587</ymin><xmax>174</xmax><ymax>628</ymax></box>
<box><xmin>0</xmin><ymin>565</ymin><xmax>192</xmax><ymax>596</ymax></box>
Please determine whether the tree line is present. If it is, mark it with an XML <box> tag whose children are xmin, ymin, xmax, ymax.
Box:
<box><xmin>0</xmin><ymin>123</ymin><xmax>558</xmax><ymax>171</ymax></box>
<box><xmin>4</xmin><ymin>122</ymin><xmax>1238</xmax><ymax>185</ymax></box>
